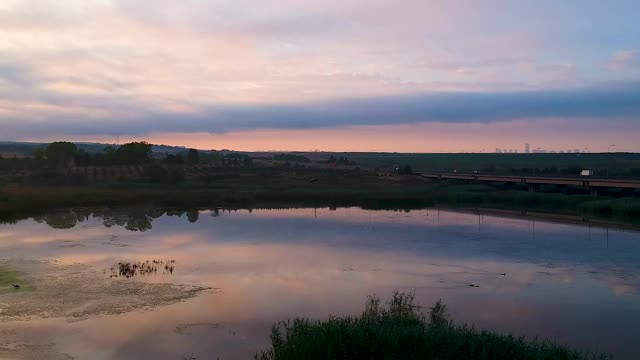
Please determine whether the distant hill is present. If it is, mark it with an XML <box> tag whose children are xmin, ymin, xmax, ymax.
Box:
<box><xmin>151</xmin><ymin>144</ymin><xmax>188</xmax><ymax>154</ymax></box>
<box><xmin>0</xmin><ymin>141</ymin><xmax>46</xmax><ymax>155</ymax></box>
<box><xmin>0</xmin><ymin>141</ymin><xmax>189</xmax><ymax>155</ymax></box>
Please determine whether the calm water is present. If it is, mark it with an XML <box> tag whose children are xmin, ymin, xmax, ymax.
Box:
<box><xmin>1</xmin><ymin>208</ymin><xmax>640</xmax><ymax>359</ymax></box>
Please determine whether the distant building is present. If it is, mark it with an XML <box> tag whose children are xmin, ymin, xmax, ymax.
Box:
<box><xmin>496</xmin><ymin>148</ymin><xmax>502</xmax><ymax>153</ymax></box>
<box><xmin>525</xmin><ymin>143</ymin><xmax>530</xmax><ymax>153</ymax></box>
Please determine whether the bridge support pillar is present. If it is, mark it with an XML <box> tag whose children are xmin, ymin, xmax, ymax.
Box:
<box><xmin>528</xmin><ymin>184</ymin><xmax>535</xmax><ymax>193</ymax></box>
<box><xmin>590</xmin><ymin>187</ymin><xmax>599</xmax><ymax>198</ymax></box>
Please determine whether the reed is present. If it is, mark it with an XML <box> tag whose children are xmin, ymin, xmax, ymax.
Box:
<box><xmin>255</xmin><ymin>291</ymin><xmax>609</xmax><ymax>360</ymax></box>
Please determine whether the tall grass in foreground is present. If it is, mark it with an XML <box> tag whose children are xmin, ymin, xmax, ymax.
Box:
<box><xmin>255</xmin><ymin>292</ymin><xmax>609</xmax><ymax>360</ymax></box>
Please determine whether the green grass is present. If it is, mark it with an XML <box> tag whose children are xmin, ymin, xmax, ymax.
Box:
<box><xmin>0</xmin><ymin>267</ymin><xmax>20</xmax><ymax>288</ymax></box>
<box><xmin>577</xmin><ymin>198</ymin><xmax>640</xmax><ymax>217</ymax></box>
<box><xmin>256</xmin><ymin>292</ymin><xmax>608</xmax><ymax>360</ymax></box>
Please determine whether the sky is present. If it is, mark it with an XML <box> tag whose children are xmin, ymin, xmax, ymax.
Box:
<box><xmin>1</xmin><ymin>0</ymin><xmax>639</xmax><ymax>152</ymax></box>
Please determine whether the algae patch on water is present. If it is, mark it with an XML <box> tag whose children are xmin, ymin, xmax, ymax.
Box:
<box><xmin>0</xmin><ymin>260</ymin><xmax>209</xmax><ymax>321</ymax></box>
<box><xmin>0</xmin><ymin>267</ymin><xmax>21</xmax><ymax>288</ymax></box>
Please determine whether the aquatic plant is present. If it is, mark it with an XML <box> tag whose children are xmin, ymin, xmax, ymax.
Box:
<box><xmin>0</xmin><ymin>267</ymin><xmax>21</xmax><ymax>288</ymax></box>
<box><xmin>109</xmin><ymin>259</ymin><xmax>175</xmax><ymax>278</ymax></box>
<box><xmin>255</xmin><ymin>291</ymin><xmax>608</xmax><ymax>360</ymax></box>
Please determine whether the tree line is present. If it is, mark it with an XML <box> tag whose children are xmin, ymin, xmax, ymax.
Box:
<box><xmin>6</xmin><ymin>141</ymin><xmax>221</xmax><ymax>168</ymax></box>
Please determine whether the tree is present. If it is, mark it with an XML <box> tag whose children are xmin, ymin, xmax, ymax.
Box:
<box><xmin>45</xmin><ymin>141</ymin><xmax>77</xmax><ymax>166</ymax></box>
<box><xmin>114</xmin><ymin>142</ymin><xmax>153</xmax><ymax>164</ymax></box>
<box><xmin>186</xmin><ymin>210</ymin><xmax>199</xmax><ymax>223</ymax></box>
<box><xmin>74</xmin><ymin>149</ymin><xmax>92</xmax><ymax>166</ymax></box>
<box><xmin>33</xmin><ymin>148</ymin><xmax>46</xmax><ymax>161</ymax></box>
<box><xmin>187</xmin><ymin>148</ymin><xmax>199</xmax><ymax>164</ymax></box>
<box><xmin>103</xmin><ymin>146</ymin><xmax>116</xmax><ymax>163</ymax></box>
<box><xmin>274</xmin><ymin>154</ymin><xmax>310</xmax><ymax>163</ymax></box>
<box><xmin>35</xmin><ymin>210</ymin><xmax>78</xmax><ymax>229</ymax></box>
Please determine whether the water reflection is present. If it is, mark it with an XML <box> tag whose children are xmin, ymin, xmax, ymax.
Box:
<box><xmin>32</xmin><ymin>207</ymin><xmax>194</xmax><ymax>232</ymax></box>
<box><xmin>19</xmin><ymin>206</ymin><xmax>640</xmax><ymax>235</ymax></box>
<box><xmin>0</xmin><ymin>208</ymin><xmax>639</xmax><ymax>359</ymax></box>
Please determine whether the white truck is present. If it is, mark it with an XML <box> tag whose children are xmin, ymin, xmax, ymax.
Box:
<box><xmin>580</xmin><ymin>169</ymin><xmax>593</xmax><ymax>177</ymax></box>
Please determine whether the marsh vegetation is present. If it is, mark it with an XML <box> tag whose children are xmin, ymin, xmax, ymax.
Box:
<box><xmin>256</xmin><ymin>292</ymin><xmax>609</xmax><ymax>360</ymax></box>
<box><xmin>110</xmin><ymin>259</ymin><xmax>176</xmax><ymax>278</ymax></box>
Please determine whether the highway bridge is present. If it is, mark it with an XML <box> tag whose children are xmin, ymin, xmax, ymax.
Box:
<box><xmin>417</xmin><ymin>172</ymin><xmax>640</xmax><ymax>196</ymax></box>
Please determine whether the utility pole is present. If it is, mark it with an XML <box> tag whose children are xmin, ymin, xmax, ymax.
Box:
<box><xmin>607</xmin><ymin>144</ymin><xmax>615</xmax><ymax>178</ymax></box>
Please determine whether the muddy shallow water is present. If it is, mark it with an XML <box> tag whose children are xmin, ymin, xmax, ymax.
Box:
<box><xmin>1</xmin><ymin>207</ymin><xmax>639</xmax><ymax>359</ymax></box>
<box><xmin>0</xmin><ymin>260</ymin><xmax>207</xmax><ymax>321</ymax></box>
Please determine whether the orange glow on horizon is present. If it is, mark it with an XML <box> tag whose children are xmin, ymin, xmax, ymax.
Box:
<box><xmin>27</xmin><ymin>118</ymin><xmax>640</xmax><ymax>153</ymax></box>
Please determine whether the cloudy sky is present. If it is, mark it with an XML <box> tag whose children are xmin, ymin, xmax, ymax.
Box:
<box><xmin>1</xmin><ymin>0</ymin><xmax>639</xmax><ymax>152</ymax></box>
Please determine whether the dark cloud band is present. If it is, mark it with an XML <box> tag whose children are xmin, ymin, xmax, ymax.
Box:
<box><xmin>1</xmin><ymin>82</ymin><xmax>639</xmax><ymax>138</ymax></box>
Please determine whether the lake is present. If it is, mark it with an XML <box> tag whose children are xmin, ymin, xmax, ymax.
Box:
<box><xmin>1</xmin><ymin>207</ymin><xmax>639</xmax><ymax>359</ymax></box>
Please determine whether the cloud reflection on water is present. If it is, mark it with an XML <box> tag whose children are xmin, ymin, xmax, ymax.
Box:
<box><xmin>0</xmin><ymin>208</ymin><xmax>639</xmax><ymax>359</ymax></box>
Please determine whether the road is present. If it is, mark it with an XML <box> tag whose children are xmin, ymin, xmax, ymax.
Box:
<box><xmin>417</xmin><ymin>171</ymin><xmax>640</xmax><ymax>191</ymax></box>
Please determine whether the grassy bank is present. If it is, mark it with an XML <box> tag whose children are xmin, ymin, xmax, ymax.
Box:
<box><xmin>347</xmin><ymin>152</ymin><xmax>640</xmax><ymax>178</ymax></box>
<box><xmin>256</xmin><ymin>292</ymin><xmax>607</xmax><ymax>360</ymax></box>
<box><xmin>1</xmin><ymin>171</ymin><xmax>639</xmax><ymax>223</ymax></box>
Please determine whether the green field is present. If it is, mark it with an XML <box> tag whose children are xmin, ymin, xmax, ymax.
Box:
<box><xmin>337</xmin><ymin>152</ymin><xmax>640</xmax><ymax>177</ymax></box>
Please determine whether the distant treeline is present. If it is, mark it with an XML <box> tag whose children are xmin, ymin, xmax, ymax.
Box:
<box><xmin>274</xmin><ymin>153</ymin><xmax>311</xmax><ymax>163</ymax></box>
<box><xmin>2</xmin><ymin>141</ymin><xmax>640</xmax><ymax>180</ymax></box>
<box><xmin>0</xmin><ymin>141</ymin><xmax>269</xmax><ymax>167</ymax></box>
<box><xmin>0</xmin><ymin>142</ymin><xmax>366</xmax><ymax>180</ymax></box>
<box><xmin>0</xmin><ymin>141</ymin><xmax>259</xmax><ymax>185</ymax></box>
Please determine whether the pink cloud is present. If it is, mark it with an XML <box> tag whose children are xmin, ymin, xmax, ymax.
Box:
<box><xmin>606</xmin><ymin>50</ymin><xmax>640</xmax><ymax>71</ymax></box>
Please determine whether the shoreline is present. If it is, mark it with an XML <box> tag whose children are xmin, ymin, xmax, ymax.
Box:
<box><xmin>1</xmin><ymin>181</ymin><xmax>639</xmax><ymax>227</ymax></box>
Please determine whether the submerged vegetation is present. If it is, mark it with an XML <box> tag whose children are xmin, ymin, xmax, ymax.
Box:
<box><xmin>0</xmin><ymin>267</ymin><xmax>21</xmax><ymax>289</ymax></box>
<box><xmin>109</xmin><ymin>259</ymin><xmax>176</xmax><ymax>278</ymax></box>
<box><xmin>256</xmin><ymin>292</ymin><xmax>608</xmax><ymax>360</ymax></box>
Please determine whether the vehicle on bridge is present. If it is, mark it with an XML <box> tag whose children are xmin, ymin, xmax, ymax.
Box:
<box><xmin>580</xmin><ymin>169</ymin><xmax>593</xmax><ymax>177</ymax></box>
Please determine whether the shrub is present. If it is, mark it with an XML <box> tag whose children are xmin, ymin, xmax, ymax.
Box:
<box><xmin>256</xmin><ymin>292</ymin><xmax>604</xmax><ymax>360</ymax></box>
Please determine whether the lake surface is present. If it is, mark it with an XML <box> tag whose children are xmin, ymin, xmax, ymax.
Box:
<box><xmin>1</xmin><ymin>207</ymin><xmax>640</xmax><ymax>359</ymax></box>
